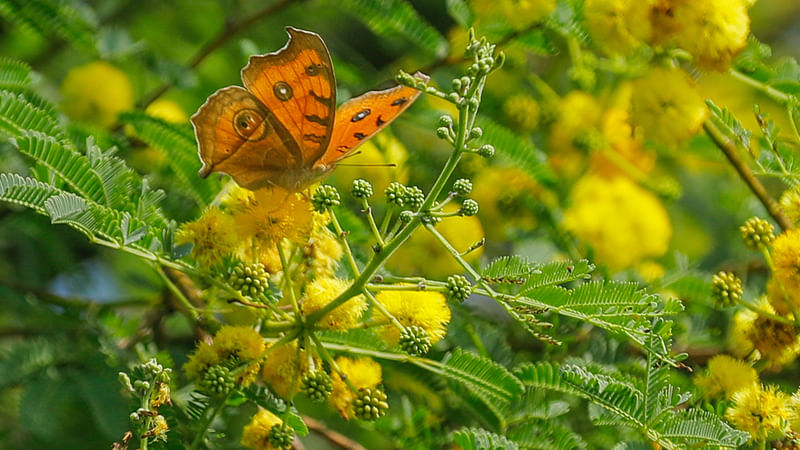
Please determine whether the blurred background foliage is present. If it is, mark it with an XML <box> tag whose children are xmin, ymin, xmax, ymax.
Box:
<box><xmin>2</xmin><ymin>0</ymin><xmax>800</xmax><ymax>448</ymax></box>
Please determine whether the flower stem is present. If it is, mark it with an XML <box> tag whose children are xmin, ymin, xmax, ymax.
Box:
<box><xmin>360</xmin><ymin>198</ymin><xmax>385</xmax><ymax>248</ymax></box>
<box><xmin>329</xmin><ymin>209</ymin><xmax>360</xmax><ymax>277</ymax></box>
<box><xmin>277</xmin><ymin>241</ymin><xmax>301</xmax><ymax>318</ymax></box>
<box><xmin>188</xmin><ymin>393</ymin><xmax>230</xmax><ymax>450</ymax></box>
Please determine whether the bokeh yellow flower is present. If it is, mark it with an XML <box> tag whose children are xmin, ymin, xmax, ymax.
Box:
<box><xmin>241</xmin><ymin>409</ymin><xmax>284</xmax><ymax>450</ymax></box>
<box><xmin>233</xmin><ymin>187</ymin><xmax>314</xmax><ymax>247</ymax></box>
<box><xmin>305</xmin><ymin>213</ymin><xmax>343</xmax><ymax>279</ymax></box>
<box><xmin>183</xmin><ymin>326</ymin><xmax>265</xmax><ymax>386</ymax></box>
<box><xmin>779</xmin><ymin>186</ymin><xmax>800</xmax><ymax>226</ymax></box>
<box><xmin>387</xmin><ymin>205</ymin><xmax>484</xmax><ymax>278</ymax></box>
<box><xmin>503</xmin><ymin>94</ymin><xmax>540</xmax><ymax>132</ymax></box>
<box><xmin>177</xmin><ymin>206</ymin><xmax>238</xmax><ymax>269</ymax></box>
<box><xmin>562</xmin><ymin>175</ymin><xmax>671</xmax><ymax>270</ymax></box>
<box><xmin>471</xmin><ymin>166</ymin><xmax>547</xmax><ymax>240</ymax></box>
<box><xmin>584</xmin><ymin>0</ymin><xmax>653</xmax><ymax>55</ymax></box>
<box><xmin>375</xmin><ymin>289</ymin><xmax>451</xmax><ymax>346</ymax></box>
<box><xmin>653</xmin><ymin>0</ymin><xmax>750</xmax><ymax>70</ymax></box>
<box><xmin>726</xmin><ymin>384</ymin><xmax>790</xmax><ymax>441</ymax></box>
<box><xmin>301</xmin><ymin>278</ymin><xmax>366</xmax><ymax>330</ymax></box>
<box><xmin>146</xmin><ymin>99</ymin><xmax>187</xmax><ymax>123</ymax></box>
<box><xmin>630</xmin><ymin>68</ymin><xmax>706</xmax><ymax>147</ymax></box>
<box><xmin>729</xmin><ymin>299</ymin><xmax>800</xmax><ymax>367</ymax></box>
<box><xmin>60</xmin><ymin>61</ymin><xmax>133</xmax><ymax>127</ymax></box>
<box><xmin>548</xmin><ymin>92</ymin><xmax>603</xmax><ymax>177</ymax></box>
<box><xmin>693</xmin><ymin>354</ymin><xmax>758</xmax><ymax>400</ymax></box>
<box><xmin>261</xmin><ymin>342</ymin><xmax>316</xmax><ymax>398</ymax></box>
<box><xmin>499</xmin><ymin>0</ymin><xmax>556</xmax><ymax>30</ymax></box>
<box><xmin>330</xmin><ymin>357</ymin><xmax>382</xmax><ymax>419</ymax></box>
<box><xmin>328</xmin><ymin>133</ymin><xmax>409</xmax><ymax>197</ymax></box>
<box><xmin>771</xmin><ymin>229</ymin><xmax>800</xmax><ymax>305</ymax></box>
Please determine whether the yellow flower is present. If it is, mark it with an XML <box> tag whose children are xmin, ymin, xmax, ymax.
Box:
<box><xmin>387</xmin><ymin>204</ymin><xmax>484</xmax><ymax>278</ymax></box>
<box><xmin>233</xmin><ymin>187</ymin><xmax>314</xmax><ymax>247</ymax></box>
<box><xmin>503</xmin><ymin>94</ymin><xmax>540</xmax><ymax>132</ymax></box>
<box><xmin>590</xmin><ymin>103</ymin><xmax>654</xmax><ymax>178</ymax></box>
<box><xmin>149</xmin><ymin>415</ymin><xmax>169</xmax><ymax>442</ymax></box>
<box><xmin>304</xmin><ymin>213</ymin><xmax>343</xmax><ymax>279</ymax></box>
<box><xmin>60</xmin><ymin>61</ymin><xmax>133</xmax><ymax>128</ymax></box>
<box><xmin>241</xmin><ymin>409</ymin><xmax>283</xmax><ymax>450</ymax></box>
<box><xmin>471</xmin><ymin>166</ymin><xmax>547</xmax><ymax>240</ymax></box>
<box><xmin>146</xmin><ymin>99</ymin><xmax>187</xmax><ymax>123</ymax></box>
<box><xmin>730</xmin><ymin>299</ymin><xmax>800</xmax><ymax>367</ymax></box>
<box><xmin>562</xmin><ymin>175</ymin><xmax>671</xmax><ymax>270</ymax></box>
<box><xmin>499</xmin><ymin>0</ymin><xmax>556</xmax><ymax>30</ymax></box>
<box><xmin>789</xmin><ymin>390</ymin><xmax>800</xmax><ymax>432</ymax></box>
<box><xmin>547</xmin><ymin>92</ymin><xmax>603</xmax><ymax>177</ymax></box>
<box><xmin>630</xmin><ymin>68</ymin><xmax>706</xmax><ymax>147</ymax></box>
<box><xmin>261</xmin><ymin>342</ymin><xmax>316</xmax><ymax>398</ymax></box>
<box><xmin>653</xmin><ymin>0</ymin><xmax>750</xmax><ymax>70</ymax></box>
<box><xmin>328</xmin><ymin>133</ymin><xmax>409</xmax><ymax>198</ymax></box>
<box><xmin>330</xmin><ymin>357</ymin><xmax>382</xmax><ymax>419</ymax></box>
<box><xmin>213</xmin><ymin>325</ymin><xmax>266</xmax><ymax>361</ymax></box>
<box><xmin>584</xmin><ymin>0</ymin><xmax>653</xmax><ymax>55</ymax></box>
<box><xmin>635</xmin><ymin>261</ymin><xmax>664</xmax><ymax>282</ymax></box>
<box><xmin>301</xmin><ymin>278</ymin><xmax>366</xmax><ymax>330</ymax></box>
<box><xmin>771</xmin><ymin>229</ymin><xmax>800</xmax><ymax>304</ymax></box>
<box><xmin>767</xmin><ymin>276</ymin><xmax>799</xmax><ymax>317</ymax></box>
<box><xmin>726</xmin><ymin>384</ymin><xmax>790</xmax><ymax>441</ymax></box>
<box><xmin>177</xmin><ymin>206</ymin><xmax>238</xmax><ymax>268</ymax></box>
<box><xmin>693</xmin><ymin>354</ymin><xmax>758</xmax><ymax>400</ymax></box>
<box><xmin>780</xmin><ymin>186</ymin><xmax>800</xmax><ymax>226</ymax></box>
<box><xmin>183</xmin><ymin>342</ymin><xmax>219</xmax><ymax>381</ymax></box>
<box><xmin>375</xmin><ymin>290</ymin><xmax>451</xmax><ymax>346</ymax></box>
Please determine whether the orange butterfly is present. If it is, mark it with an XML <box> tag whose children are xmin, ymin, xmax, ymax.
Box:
<box><xmin>191</xmin><ymin>27</ymin><xmax>428</xmax><ymax>192</ymax></box>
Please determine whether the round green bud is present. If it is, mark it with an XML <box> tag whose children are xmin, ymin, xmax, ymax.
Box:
<box><xmin>452</xmin><ymin>78</ymin><xmax>462</xmax><ymax>91</ymax></box>
<box><xmin>452</xmin><ymin>178</ymin><xmax>472</xmax><ymax>196</ymax></box>
<box><xmin>446</xmin><ymin>274</ymin><xmax>472</xmax><ymax>302</ymax></box>
<box><xmin>447</xmin><ymin>92</ymin><xmax>461</xmax><ymax>103</ymax></box>
<box><xmin>438</xmin><ymin>115</ymin><xmax>454</xmax><ymax>127</ymax></box>
<box><xmin>134</xmin><ymin>380</ymin><xmax>150</xmax><ymax>391</ymax></box>
<box><xmin>403</xmin><ymin>186</ymin><xmax>425</xmax><ymax>210</ymax></box>
<box><xmin>301</xmin><ymin>370</ymin><xmax>333</xmax><ymax>402</ymax></box>
<box><xmin>354</xmin><ymin>387</ymin><xmax>389</xmax><ymax>421</ymax></box>
<box><xmin>351</xmin><ymin>179</ymin><xmax>373</xmax><ymax>199</ymax></box>
<box><xmin>436</xmin><ymin>127</ymin><xmax>451</xmax><ymax>139</ymax></box>
<box><xmin>311</xmin><ymin>184</ymin><xmax>340</xmax><ymax>212</ymax></box>
<box><xmin>469</xmin><ymin>127</ymin><xmax>483</xmax><ymax>140</ymax></box>
<box><xmin>478</xmin><ymin>144</ymin><xmax>495</xmax><ymax>158</ymax></box>
<box><xmin>711</xmin><ymin>271</ymin><xmax>743</xmax><ymax>308</ymax></box>
<box><xmin>399</xmin><ymin>210</ymin><xmax>415</xmax><ymax>223</ymax></box>
<box><xmin>460</xmin><ymin>199</ymin><xmax>479</xmax><ymax>217</ymax></box>
<box><xmin>740</xmin><ymin>217</ymin><xmax>775</xmax><ymax>250</ymax></box>
<box><xmin>399</xmin><ymin>326</ymin><xmax>432</xmax><ymax>356</ymax></box>
<box><xmin>420</xmin><ymin>213</ymin><xmax>441</xmax><ymax>225</ymax></box>
<box><xmin>130</xmin><ymin>412</ymin><xmax>140</xmax><ymax>423</ymax></box>
<box><xmin>228</xmin><ymin>262</ymin><xmax>269</xmax><ymax>299</ymax></box>
<box><xmin>268</xmin><ymin>424</ymin><xmax>294</xmax><ymax>450</ymax></box>
<box><xmin>385</xmin><ymin>182</ymin><xmax>407</xmax><ymax>207</ymax></box>
<box><xmin>200</xmin><ymin>365</ymin><xmax>235</xmax><ymax>396</ymax></box>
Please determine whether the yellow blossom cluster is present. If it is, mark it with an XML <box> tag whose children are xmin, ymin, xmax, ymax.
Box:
<box><xmin>693</xmin><ymin>354</ymin><xmax>758</xmax><ymax>400</ymax></box>
<box><xmin>726</xmin><ymin>384</ymin><xmax>790</xmax><ymax>442</ymax></box>
<box><xmin>261</xmin><ymin>341</ymin><xmax>318</xmax><ymax>398</ymax></box>
<box><xmin>730</xmin><ymin>299</ymin><xmax>800</xmax><ymax>368</ymax></box>
<box><xmin>562</xmin><ymin>175</ymin><xmax>671</xmax><ymax>269</ymax></box>
<box><xmin>375</xmin><ymin>290</ymin><xmax>452</xmax><ymax>346</ymax></box>
<box><xmin>60</xmin><ymin>61</ymin><xmax>133</xmax><ymax>128</ymax></box>
<box><xmin>183</xmin><ymin>326</ymin><xmax>266</xmax><ymax>387</ymax></box>
<box><xmin>301</xmin><ymin>278</ymin><xmax>367</xmax><ymax>330</ymax></box>
<box><xmin>330</xmin><ymin>356</ymin><xmax>383</xmax><ymax>419</ymax></box>
<box><xmin>583</xmin><ymin>0</ymin><xmax>653</xmax><ymax>56</ymax></box>
<box><xmin>240</xmin><ymin>409</ymin><xmax>285</xmax><ymax>450</ymax></box>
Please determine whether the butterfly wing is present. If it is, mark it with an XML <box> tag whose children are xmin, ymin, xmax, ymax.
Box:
<box><xmin>191</xmin><ymin>86</ymin><xmax>305</xmax><ymax>190</ymax></box>
<box><xmin>318</xmin><ymin>72</ymin><xmax>428</xmax><ymax>166</ymax></box>
<box><xmin>241</xmin><ymin>27</ymin><xmax>336</xmax><ymax>167</ymax></box>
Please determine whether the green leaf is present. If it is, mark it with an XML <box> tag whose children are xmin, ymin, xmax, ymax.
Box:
<box><xmin>441</xmin><ymin>348</ymin><xmax>524</xmax><ymax>405</ymax></box>
<box><xmin>0</xmin><ymin>0</ymin><xmax>98</xmax><ymax>53</ymax></box>
<box><xmin>655</xmin><ymin>409</ymin><xmax>749</xmax><ymax>448</ymax></box>
<box><xmin>482</xmin><ymin>255</ymin><xmax>535</xmax><ymax>284</ymax></box>
<box><xmin>120</xmin><ymin>111</ymin><xmax>219</xmax><ymax>207</ymax></box>
<box><xmin>506</xmin><ymin>420</ymin><xmax>587</xmax><ymax>450</ymax></box>
<box><xmin>477</xmin><ymin>118</ymin><xmax>556</xmax><ymax>187</ymax></box>
<box><xmin>0</xmin><ymin>172</ymin><xmax>62</xmax><ymax>213</ymax></box>
<box><xmin>446</xmin><ymin>0</ymin><xmax>473</xmax><ymax>27</ymax></box>
<box><xmin>0</xmin><ymin>337</ymin><xmax>59</xmax><ymax>388</ymax></box>
<box><xmin>705</xmin><ymin>99</ymin><xmax>751</xmax><ymax>151</ymax></box>
<box><xmin>339</xmin><ymin>0</ymin><xmax>448</xmax><ymax>57</ymax></box>
<box><xmin>0</xmin><ymin>90</ymin><xmax>64</xmax><ymax>141</ymax></box>
<box><xmin>451</xmin><ymin>427</ymin><xmax>519</xmax><ymax>450</ymax></box>
<box><xmin>318</xmin><ymin>329</ymin><xmax>389</xmax><ymax>351</ymax></box>
<box><xmin>521</xmin><ymin>259</ymin><xmax>594</xmax><ymax>292</ymax></box>
<box><xmin>513</xmin><ymin>361</ymin><xmax>580</xmax><ymax>396</ymax></box>
<box><xmin>0</xmin><ymin>57</ymin><xmax>32</xmax><ymax>90</ymax></box>
<box><xmin>560</xmin><ymin>364</ymin><xmax>644</xmax><ymax>428</ymax></box>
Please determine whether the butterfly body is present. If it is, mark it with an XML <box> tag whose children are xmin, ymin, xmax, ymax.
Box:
<box><xmin>191</xmin><ymin>27</ymin><xmax>427</xmax><ymax>192</ymax></box>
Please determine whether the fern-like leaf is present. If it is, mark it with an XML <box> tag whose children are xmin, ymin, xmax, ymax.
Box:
<box><xmin>451</xmin><ymin>427</ymin><xmax>519</xmax><ymax>450</ymax></box>
<box><xmin>482</xmin><ymin>255</ymin><xmax>535</xmax><ymax>284</ymax></box>
<box><xmin>513</xmin><ymin>361</ymin><xmax>579</xmax><ymax>396</ymax></box>
<box><xmin>0</xmin><ymin>0</ymin><xmax>98</xmax><ymax>53</ymax></box>
<box><xmin>0</xmin><ymin>90</ymin><xmax>64</xmax><ymax>141</ymax></box>
<box><xmin>706</xmin><ymin>100</ymin><xmax>751</xmax><ymax>151</ymax></box>
<box><xmin>560</xmin><ymin>364</ymin><xmax>644</xmax><ymax>428</ymax></box>
<box><xmin>520</xmin><ymin>259</ymin><xmax>594</xmax><ymax>292</ymax></box>
<box><xmin>0</xmin><ymin>57</ymin><xmax>32</xmax><ymax>90</ymax></box>
<box><xmin>507</xmin><ymin>419</ymin><xmax>587</xmax><ymax>450</ymax></box>
<box><xmin>442</xmin><ymin>349</ymin><xmax>524</xmax><ymax>404</ymax></box>
<box><xmin>0</xmin><ymin>172</ymin><xmax>62</xmax><ymax>213</ymax></box>
<box><xmin>655</xmin><ymin>409</ymin><xmax>749</xmax><ymax>448</ymax></box>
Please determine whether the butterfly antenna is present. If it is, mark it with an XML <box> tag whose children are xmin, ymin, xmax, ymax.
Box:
<box><xmin>339</xmin><ymin>150</ymin><xmax>363</xmax><ymax>160</ymax></box>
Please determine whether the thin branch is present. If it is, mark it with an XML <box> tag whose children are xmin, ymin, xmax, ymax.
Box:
<box><xmin>703</xmin><ymin>120</ymin><xmax>793</xmax><ymax>231</ymax></box>
<box><xmin>138</xmin><ymin>0</ymin><xmax>297</xmax><ymax>108</ymax></box>
<box><xmin>302</xmin><ymin>416</ymin><xmax>367</xmax><ymax>450</ymax></box>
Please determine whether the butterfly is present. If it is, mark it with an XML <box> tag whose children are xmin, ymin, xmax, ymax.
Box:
<box><xmin>191</xmin><ymin>27</ymin><xmax>428</xmax><ymax>192</ymax></box>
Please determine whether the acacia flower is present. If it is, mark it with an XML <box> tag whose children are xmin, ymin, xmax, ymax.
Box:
<box><xmin>261</xmin><ymin>342</ymin><xmax>316</xmax><ymax>398</ymax></box>
<box><xmin>233</xmin><ymin>187</ymin><xmax>314</xmax><ymax>247</ymax></box>
<box><xmin>241</xmin><ymin>409</ymin><xmax>284</xmax><ymax>450</ymax></box>
<box><xmin>730</xmin><ymin>300</ymin><xmax>800</xmax><ymax>367</ymax></box>
<box><xmin>301</xmin><ymin>278</ymin><xmax>366</xmax><ymax>330</ymax></box>
<box><xmin>177</xmin><ymin>206</ymin><xmax>238</xmax><ymax>269</ymax></box>
<box><xmin>583</xmin><ymin>0</ymin><xmax>653</xmax><ymax>56</ymax></box>
<box><xmin>726</xmin><ymin>384</ymin><xmax>790</xmax><ymax>442</ymax></box>
<box><xmin>183</xmin><ymin>326</ymin><xmax>265</xmax><ymax>386</ymax></box>
<box><xmin>693</xmin><ymin>354</ymin><xmax>757</xmax><ymax>400</ymax></box>
<box><xmin>375</xmin><ymin>290</ymin><xmax>451</xmax><ymax>346</ymax></box>
<box><xmin>771</xmin><ymin>229</ymin><xmax>800</xmax><ymax>304</ymax></box>
<box><xmin>60</xmin><ymin>61</ymin><xmax>133</xmax><ymax>127</ymax></box>
<box><xmin>329</xmin><ymin>357</ymin><xmax>382</xmax><ymax>419</ymax></box>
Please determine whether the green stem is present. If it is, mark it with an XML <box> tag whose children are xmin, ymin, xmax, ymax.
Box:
<box><xmin>361</xmin><ymin>288</ymin><xmax>404</xmax><ymax>329</ymax></box>
<box><xmin>729</xmin><ymin>68</ymin><xmax>790</xmax><ymax>104</ymax></box>
<box><xmin>154</xmin><ymin>264</ymin><xmax>199</xmax><ymax>321</ymax></box>
<box><xmin>277</xmin><ymin>241</ymin><xmax>301</xmax><ymax>317</ymax></box>
<box><xmin>736</xmin><ymin>298</ymin><xmax>795</xmax><ymax>326</ymax></box>
<box><xmin>188</xmin><ymin>394</ymin><xmax>230</xmax><ymax>450</ymax></box>
<box><xmin>360</xmin><ymin>198</ymin><xmax>386</xmax><ymax>247</ymax></box>
<box><xmin>329</xmin><ymin>209</ymin><xmax>360</xmax><ymax>276</ymax></box>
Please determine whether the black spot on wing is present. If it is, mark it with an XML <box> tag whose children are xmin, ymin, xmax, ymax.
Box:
<box><xmin>351</xmin><ymin>108</ymin><xmax>371</xmax><ymax>122</ymax></box>
<box><xmin>376</xmin><ymin>115</ymin><xmax>385</xmax><ymax>126</ymax></box>
<box><xmin>354</xmin><ymin>132</ymin><xmax>366</xmax><ymax>140</ymax></box>
<box><xmin>305</xmin><ymin>114</ymin><xmax>330</xmax><ymax>126</ymax></box>
<box><xmin>306</xmin><ymin>63</ymin><xmax>323</xmax><ymax>76</ymax></box>
<box><xmin>304</xmin><ymin>133</ymin><xmax>325</xmax><ymax>144</ymax></box>
<box><xmin>310</xmin><ymin>90</ymin><xmax>332</xmax><ymax>106</ymax></box>
<box><xmin>273</xmin><ymin>81</ymin><xmax>293</xmax><ymax>101</ymax></box>
<box><xmin>391</xmin><ymin>97</ymin><xmax>408</xmax><ymax>106</ymax></box>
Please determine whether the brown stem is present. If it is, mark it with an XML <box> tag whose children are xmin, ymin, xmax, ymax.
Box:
<box><xmin>302</xmin><ymin>416</ymin><xmax>366</xmax><ymax>450</ymax></box>
<box><xmin>138</xmin><ymin>0</ymin><xmax>297</xmax><ymax>108</ymax></box>
<box><xmin>703</xmin><ymin>120</ymin><xmax>793</xmax><ymax>231</ymax></box>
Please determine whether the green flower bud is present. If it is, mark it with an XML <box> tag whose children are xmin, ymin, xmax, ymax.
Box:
<box><xmin>385</xmin><ymin>182</ymin><xmax>407</xmax><ymax>207</ymax></box>
<box><xmin>452</xmin><ymin>78</ymin><xmax>462</xmax><ymax>91</ymax></box>
<box><xmin>200</xmin><ymin>365</ymin><xmax>236</xmax><ymax>396</ymax></box>
<box><xmin>469</xmin><ymin>127</ymin><xmax>483</xmax><ymax>140</ymax></box>
<box><xmin>403</xmin><ymin>186</ymin><xmax>425</xmax><ymax>210</ymax></box>
<box><xmin>452</xmin><ymin>178</ymin><xmax>472</xmax><ymax>196</ymax></box>
<box><xmin>459</xmin><ymin>199</ymin><xmax>479</xmax><ymax>216</ymax></box>
<box><xmin>354</xmin><ymin>387</ymin><xmax>389</xmax><ymax>421</ymax></box>
<box><xmin>446</xmin><ymin>274</ymin><xmax>472</xmax><ymax>302</ymax></box>
<box><xmin>130</xmin><ymin>412</ymin><xmax>140</xmax><ymax>423</ymax></box>
<box><xmin>711</xmin><ymin>271</ymin><xmax>743</xmax><ymax>308</ymax></box>
<box><xmin>311</xmin><ymin>184</ymin><xmax>340</xmax><ymax>212</ymax></box>
<box><xmin>228</xmin><ymin>262</ymin><xmax>269</xmax><ymax>299</ymax></box>
<box><xmin>399</xmin><ymin>210</ymin><xmax>415</xmax><ymax>223</ymax></box>
<box><xmin>740</xmin><ymin>217</ymin><xmax>775</xmax><ymax>250</ymax></box>
<box><xmin>399</xmin><ymin>326</ymin><xmax>432</xmax><ymax>356</ymax></box>
<box><xmin>420</xmin><ymin>213</ymin><xmax>441</xmax><ymax>225</ymax></box>
<box><xmin>119</xmin><ymin>372</ymin><xmax>134</xmax><ymax>392</ymax></box>
<box><xmin>478</xmin><ymin>144</ymin><xmax>495</xmax><ymax>158</ymax></box>
<box><xmin>268</xmin><ymin>424</ymin><xmax>294</xmax><ymax>450</ymax></box>
<box><xmin>447</xmin><ymin>92</ymin><xmax>461</xmax><ymax>103</ymax></box>
<box><xmin>351</xmin><ymin>178</ymin><xmax>373</xmax><ymax>199</ymax></box>
<box><xmin>438</xmin><ymin>115</ymin><xmax>454</xmax><ymax>127</ymax></box>
<box><xmin>436</xmin><ymin>127</ymin><xmax>451</xmax><ymax>139</ymax></box>
<box><xmin>301</xmin><ymin>370</ymin><xmax>334</xmax><ymax>402</ymax></box>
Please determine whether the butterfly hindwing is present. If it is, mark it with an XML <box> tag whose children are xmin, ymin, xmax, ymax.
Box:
<box><xmin>241</xmin><ymin>27</ymin><xmax>336</xmax><ymax>166</ymax></box>
<box><xmin>191</xmin><ymin>86</ymin><xmax>303</xmax><ymax>190</ymax></box>
<box><xmin>319</xmin><ymin>72</ymin><xmax>428</xmax><ymax>166</ymax></box>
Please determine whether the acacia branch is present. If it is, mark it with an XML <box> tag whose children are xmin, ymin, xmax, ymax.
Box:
<box><xmin>303</xmin><ymin>416</ymin><xmax>367</xmax><ymax>450</ymax></box>
<box><xmin>703</xmin><ymin>119</ymin><xmax>792</xmax><ymax>230</ymax></box>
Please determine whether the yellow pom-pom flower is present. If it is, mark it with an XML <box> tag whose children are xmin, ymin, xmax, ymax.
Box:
<box><xmin>779</xmin><ymin>186</ymin><xmax>800</xmax><ymax>226</ymax></box>
<box><xmin>562</xmin><ymin>175</ymin><xmax>672</xmax><ymax>270</ymax></box>
<box><xmin>305</xmin><ymin>213</ymin><xmax>343</xmax><ymax>279</ymax></box>
<box><xmin>261</xmin><ymin>342</ymin><xmax>316</xmax><ymax>398</ymax></box>
<box><xmin>584</xmin><ymin>0</ymin><xmax>653</xmax><ymax>55</ymax></box>
<box><xmin>146</xmin><ymin>99</ymin><xmax>187</xmax><ymax>123</ymax></box>
<box><xmin>241</xmin><ymin>409</ymin><xmax>284</xmax><ymax>450</ymax></box>
<box><xmin>503</xmin><ymin>94</ymin><xmax>540</xmax><ymax>132</ymax></box>
<box><xmin>725</xmin><ymin>384</ymin><xmax>790</xmax><ymax>442</ymax></box>
<box><xmin>472</xmin><ymin>166</ymin><xmax>548</xmax><ymax>240</ymax></box>
<box><xmin>653</xmin><ymin>0</ymin><xmax>750</xmax><ymax>70</ymax></box>
<box><xmin>771</xmin><ymin>229</ymin><xmax>800</xmax><ymax>304</ymax></box>
<box><xmin>183</xmin><ymin>342</ymin><xmax>220</xmax><ymax>381</ymax></box>
<box><xmin>183</xmin><ymin>326</ymin><xmax>265</xmax><ymax>386</ymax></box>
<box><xmin>729</xmin><ymin>299</ymin><xmax>800</xmax><ymax>367</ymax></box>
<box><xmin>693</xmin><ymin>354</ymin><xmax>758</xmax><ymax>400</ymax></box>
<box><xmin>630</xmin><ymin>68</ymin><xmax>706</xmax><ymax>147</ymax></box>
<box><xmin>499</xmin><ymin>0</ymin><xmax>556</xmax><ymax>30</ymax></box>
<box><xmin>547</xmin><ymin>92</ymin><xmax>603</xmax><ymax>177</ymax></box>
<box><xmin>177</xmin><ymin>206</ymin><xmax>239</xmax><ymax>269</ymax></box>
<box><xmin>233</xmin><ymin>187</ymin><xmax>314</xmax><ymax>247</ymax></box>
<box><xmin>375</xmin><ymin>290</ymin><xmax>451</xmax><ymax>346</ymax></box>
<box><xmin>60</xmin><ymin>61</ymin><xmax>133</xmax><ymax>128</ymax></box>
<box><xmin>301</xmin><ymin>278</ymin><xmax>366</xmax><ymax>330</ymax></box>
<box><xmin>330</xmin><ymin>357</ymin><xmax>382</xmax><ymax>419</ymax></box>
